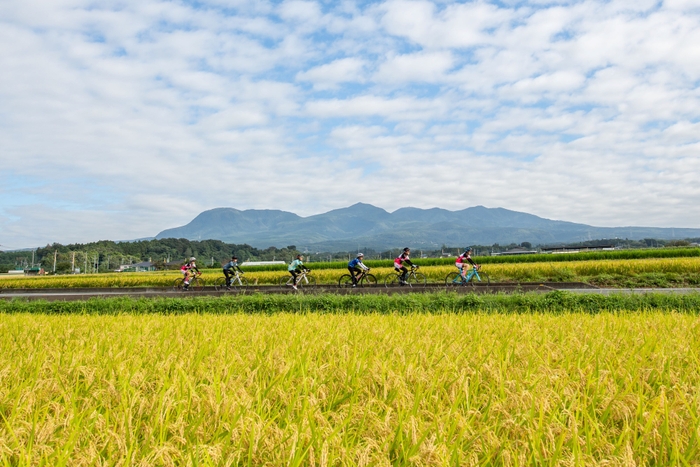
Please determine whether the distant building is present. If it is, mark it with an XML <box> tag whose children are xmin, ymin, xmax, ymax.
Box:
<box><xmin>118</xmin><ymin>261</ymin><xmax>156</xmax><ymax>272</ymax></box>
<box><xmin>491</xmin><ymin>248</ymin><xmax>538</xmax><ymax>256</ymax></box>
<box><xmin>240</xmin><ymin>261</ymin><xmax>286</xmax><ymax>267</ymax></box>
<box><xmin>541</xmin><ymin>245</ymin><xmax>615</xmax><ymax>254</ymax></box>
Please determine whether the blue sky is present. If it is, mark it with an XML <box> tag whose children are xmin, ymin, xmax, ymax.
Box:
<box><xmin>1</xmin><ymin>0</ymin><xmax>699</xmax><ymax>248</ymax></box>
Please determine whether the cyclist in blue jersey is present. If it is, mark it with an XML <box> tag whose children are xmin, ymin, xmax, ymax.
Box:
<box><xmin>347</xmin><ymin>253</ymin><xmax>370</xmax><ymax>287</ymax></box>
<box><xmin>287</xmin><ymin>254</ymin><xmax>309</xmax><ymax>290</ymax></box>
<box><xmin>222</xmin><ymin>256</ymin><xmax>243</xmax><ymax>289</ymax></box>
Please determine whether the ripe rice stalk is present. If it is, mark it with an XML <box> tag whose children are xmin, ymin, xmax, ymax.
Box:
<box><xmin>1</xmin><ymin>312</ymin><xmax>700</xmax><ymax>464</ymax></box>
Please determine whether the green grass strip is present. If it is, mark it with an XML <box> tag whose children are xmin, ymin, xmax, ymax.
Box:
<box><xmin>2</xmin><ymin>291</ymin><xmax>700</xmax><ymax>315</ymax></box>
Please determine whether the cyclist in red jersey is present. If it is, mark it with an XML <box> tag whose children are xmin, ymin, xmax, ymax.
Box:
<box><xmin>394</xmin><ymin>247</ymin><xmax>415</xmax><ymax>285</ymax></box>
<box><xmin>455</xmin><ymin>247</ymin><xmax>478</xmax><ymax>279</ymax></box>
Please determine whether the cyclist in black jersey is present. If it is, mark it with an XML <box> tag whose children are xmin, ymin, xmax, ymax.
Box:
<box><xmin>222</xmin><ymin>256</ymin><xmax>243</xmax><ymax>288</ymax></box>
<box><xmin>394</xmin><ymin>247</ymin><xmax>414</xmax><ymax>284</ymax></box>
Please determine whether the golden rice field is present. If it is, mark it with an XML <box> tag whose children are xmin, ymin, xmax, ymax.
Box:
<box><xmin>2</xmin><ymin>312</ymin><xmax>700</xmax><ymax>465</ymax></box>
<box><xmin>1</xmin><ymin>257</ymin><xmax>700</xmax><ymax>288</ymax></box>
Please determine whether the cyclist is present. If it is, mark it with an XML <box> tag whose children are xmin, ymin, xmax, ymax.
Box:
<box><xmin>180</xmin><ymin>256</ymin><xmax>199</xmax><ymax>290</ymax></box>
<box><xmin>456</xmin><ymin>247</ymin><xmax>478</xmax><ymax>280</ymax></box>
<box><xmin>347</xmin><ymin>253</ymin><xmax>370</xmax><ymax>287</ymax></box>
<box><xmin>287</xmin><ymin>254</ymin><xmax>309</xmax><ymax>290</ymax></box>
<box><xmin>394</xmin><ymin>247</ymin><xmax>415</xmax><ymax>285</ymax></box>
<box><xmin>222</xmin><ymin>256</ymin><xmax>243</xmax><ymax>289</ymax></box>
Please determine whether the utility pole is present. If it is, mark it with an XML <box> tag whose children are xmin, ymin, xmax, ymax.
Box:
<box><xmin>53</xmin><ymin>250</ymin><xmax>57</xmax><ymax>273</ymax></box>
<box><xmin>71</xmin><ymin>251</ymin><xmax>75</xmax><ymax>273</ymax></box>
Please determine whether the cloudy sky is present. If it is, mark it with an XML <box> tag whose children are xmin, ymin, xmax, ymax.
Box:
<box><xmin>1</xmin><ymin>0</ymin><xmax>699</xmax><ymax>248</ymax></box>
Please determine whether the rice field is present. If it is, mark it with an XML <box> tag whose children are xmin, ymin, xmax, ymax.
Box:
<box><xmin>2</xmin><ymin>257</ymin><xmax>700</xmax><ymax>289</ymax></box>
<box><xmin>2</xmin><ymin>310</ymin><xmax>700</xmax><ymax>465</ymax></box>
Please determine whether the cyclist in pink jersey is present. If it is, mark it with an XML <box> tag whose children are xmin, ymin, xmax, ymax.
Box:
<box><xmin>394</xmin><ymin>247</ymin><xmax>415</xmax><ymax>285</ymax></box>
<box><xmin>455</xmin><ymin>248</ymin><xmax>478</xmax><ymax>279</ymax></box>
<box><xmin>180</xmin><ymin>257</ymin><xmax>200</xmax><ymax>290</ymax></box>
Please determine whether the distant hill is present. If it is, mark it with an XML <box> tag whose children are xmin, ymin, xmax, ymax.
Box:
<box><xmin>155</xmin><ymin>203</ymin><xmax>700</xmax><ymax>250</ymax></box>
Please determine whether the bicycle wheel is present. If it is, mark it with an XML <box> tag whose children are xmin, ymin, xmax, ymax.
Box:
<box><xmin>338</xmin><ymin>274</ymin><xmax>354</xmax><ymax>288</ymax></box>
<box><xmin>469</xmin><ymin>271</ymin><xmax>490</xmax><ymax>286</ymax></box>
<box><xmin>445</xmin><ymin>271</ymin><xmax>466</xmax><ymax>287</ymax></box>
<box><xmin>408</xmin><ymin>272</ymin><xmax>427</xmax><ymax>287</ymax></box>
<box><xmin>279</xmin><ymin>276</ymin><xmax>293</xmax><ymax>287</ymax></box>
<box><xmin>384</xmin><ymin>274</ymin><xmax>400</xmax><ymax>288</ymax></box>
<box><xmin>190</xmin><ymin>277</ymin><xmax>205</xmax><ymax>291</ymax></box>
<box><xmin>173</xmin><ymin>278</ymin><xmax>185</xmax><ymax>291</ymax></box>
<box><xmin>361</xmin><ymin>274</ymin><xmax>377</xmax><ymax>287</ymax></box>
<box><xmin>214</xmin><ymin>277</ymin><xmax>228</xmax><ymax>291</ymax></box>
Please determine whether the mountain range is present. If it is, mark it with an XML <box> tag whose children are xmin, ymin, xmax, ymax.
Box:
<box><xmin>155</xmin><ymin>204</ymin><xmax>700</xmax><ymax>251</ymax></box>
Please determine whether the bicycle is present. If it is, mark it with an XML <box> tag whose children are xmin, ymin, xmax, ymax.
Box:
<box><xmin>445</xmin><ymin>265</ymin><xmax>490</xmax><ymax>287</ymax></box>
<box><xmin>384</xmin><ymin>265</ymin><xmax>426</xmax><ymax>288</ymax></box>
<box><xmin>338</xmin><ymin>269</ymin><xmax>377</xmax><ymax>288</ymax></box>
<box><xmin>279</xmin><ymin>269</ymin><xmax>317</xmax><ymax>289</ymax></box>
<box><xmin>214</xmin><ymin>272</ymin><xmax>249</xmax><ymax>293</ymax></box>
<box><xmin>173</xmin><ymin>272</ymin><xmax>205</xmax><ymax>291</ymax></box>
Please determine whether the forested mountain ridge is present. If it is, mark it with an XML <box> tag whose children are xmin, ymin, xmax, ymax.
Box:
<box><xmin>156</xmin><ymin>203</ymin><xmax>700</xmax><ymax>251</ymax></box>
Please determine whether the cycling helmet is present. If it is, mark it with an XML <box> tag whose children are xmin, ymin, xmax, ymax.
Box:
<box><xmin>357</xmin><ymin>253</ymin><xmax>364</xmax><ymax>258</ymax></box>
<box><xmin>465</xmin><ymin>247</ymin><xmax>473</xmax><ymax>252</ymax></box>
<box><xmin>190</xmin><ymin>257</ymin><xmax>196</xmax><ymax>261</ymax></box>
<box><xmin>403</xmin><ymin>247</ymin><xmax>410</xmax><ymax>252</ymax></box>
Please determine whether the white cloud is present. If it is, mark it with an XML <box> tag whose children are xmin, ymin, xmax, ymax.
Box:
<box><xmin>1</xmin><ymin>0</ymin><xmax>700</xmax><ymax>248</ymax></box>
<box><xmin>380</xmin><ymin>0</ymin><xmax>512</xmax><ymax>49</ymax></box>
<box><xmin>374</xmin><ymin>51</ymin><xmax>454</xmax><ymax>83</ymax></box>
<box><xmin>296</xmin><ymin>57</ymin><xmax>366</xmax><ymax>89</ymax></box>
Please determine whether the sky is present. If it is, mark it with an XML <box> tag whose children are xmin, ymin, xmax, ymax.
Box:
<box><xmin>1</xmin><ymin>0</ymin><xmax>699</xmax><ymax>249</ymax></box>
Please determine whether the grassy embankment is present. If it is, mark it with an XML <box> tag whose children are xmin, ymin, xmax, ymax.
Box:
<box><xmin>2</xmin><ymin>306</ymin><xmax>700</xmax><ymax>465</ymax></box>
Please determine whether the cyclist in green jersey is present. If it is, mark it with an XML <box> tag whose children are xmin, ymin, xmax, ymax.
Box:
<box><xmin>287</xmin><ymin>254</ymin><xmax>309</xmax><ymax>290</ymax></box>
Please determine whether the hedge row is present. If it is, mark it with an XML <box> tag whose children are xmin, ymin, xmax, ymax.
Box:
<box><xmin>3</xmin><ymin>291</ymin><xmax>700</xmax><ymax>315</ymax></box>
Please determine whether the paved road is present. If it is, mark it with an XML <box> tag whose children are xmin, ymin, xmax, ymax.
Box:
<box><xmin>1</xmin><ymin>283</ymin><xmax>698</xmax><ymax>301</ymax></box>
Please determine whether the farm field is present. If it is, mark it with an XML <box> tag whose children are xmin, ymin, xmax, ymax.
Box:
<box><xmin>2</xmin><ymin>257</ymin><xmax>700</xmax><ymax>289</ymax></box>
<box><xmin>2</xmin><ymin>310</ymin><xmax>700</xmax><ymax>465</ymax></box>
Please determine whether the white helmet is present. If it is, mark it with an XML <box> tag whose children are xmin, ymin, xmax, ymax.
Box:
<box><xmin>190</xmin><ymin>257</ymin><xmax>196</xmax><ymax>261</ymax></box>
<box><xmin>357</xmin><ymin>253</ymin><xmax>364</xmax><ymax>257</ymax></box>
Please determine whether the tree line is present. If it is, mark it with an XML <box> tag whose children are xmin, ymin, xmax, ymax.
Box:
<box><xmin>0</xmin><ymin>239</ymin><xmax>301</xmax><ymax>273</ymax></box>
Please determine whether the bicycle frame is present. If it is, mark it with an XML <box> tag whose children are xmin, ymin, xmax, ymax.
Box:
<box><xmin>402</xmin><ymin>266</ymin><xmax>419</xmax><ymax>280</ymax></box>
<box><xmin>353</xmin><ymin>269</ymin><xmax>369</xmax><ymax>283</ymax></box>
<box><xmin>288</xmin><ymin>270</ymin><xmax>311</xmax><ymax>286</ymax></box>
<box><xmin>228</xmin><ymin>272</ymin><xmax>245</xmax><ymax>286</ymax></box>
<box><xmin>460</xmin><ymin>266</ymin><xmax>483</xmax><ymax>283</ymax></box>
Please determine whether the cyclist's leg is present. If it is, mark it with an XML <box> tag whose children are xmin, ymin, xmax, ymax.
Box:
<box><xmin>183</xmin><ymin>271</ymin><xmax>191</xmax><ymax>288</ymax></box>
<box><xmin>399</xmin><ymin>266</ymin><xmax>408</xmax><ymax>283</ymax></box>
<box><xmin>348</xmin><ymin>267</ymin><xmax>356</xmax><ymax>284</ymax></box>
<box><xmin>457</xmin><ymin>264</ymin><xmax>465</xmax><ymax>280</ymax></box>
<box><xmin>223</xmin><ymin>269</ymin><xmax>232</xmax><ymax>287</ymax></box>
<box><xmin>290</xmin><ymin>270</ymin><xmax>299</xmax><ymax>286</ymax></box>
